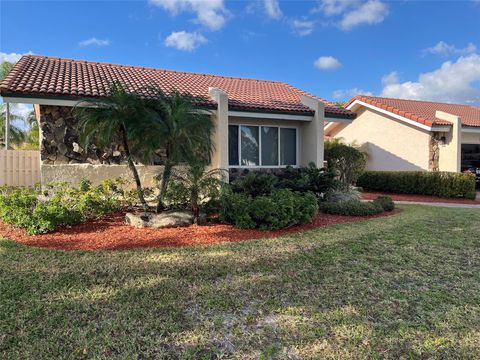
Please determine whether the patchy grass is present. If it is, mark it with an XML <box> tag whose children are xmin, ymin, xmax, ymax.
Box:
<box><xmin>1</xmin><ymin>205</ymin><xmax>479</xmax><ymax>359</ymax></box>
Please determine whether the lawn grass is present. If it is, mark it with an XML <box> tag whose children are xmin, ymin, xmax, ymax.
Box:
<box><xmin>1</xmin><ymin>205</ymin><xmax>479</xmax><ymax>359</ymax></box>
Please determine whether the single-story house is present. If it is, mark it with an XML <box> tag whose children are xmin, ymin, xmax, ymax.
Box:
<box><xmin>325</xmin><ymin>95</ymin><xmax>480</xmax><ymax>172</ymax></box>
<box><xmin>0</xmin><ymin>55</ymin><xmax>355</xmax><ymax>185</ymax></box>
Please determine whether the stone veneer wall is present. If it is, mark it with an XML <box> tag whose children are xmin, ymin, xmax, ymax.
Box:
<box><xmin>39</xmin><ymin>105</ymin><xmax>166</xmax><ymax>187</ymax></box>
<box><xmin>429</xmin><ymin>133</ymin><xmax>440</xmax><ymax>171</ymax></box>
<box><xmin>39</xmin><ymin>105</ymin><xmax>166</xmax><ymax>165</ymax></box>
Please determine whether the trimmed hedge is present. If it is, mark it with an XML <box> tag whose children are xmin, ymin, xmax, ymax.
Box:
<box><xmin>219</xmin><ymin>188</ymin><xmax>318</xmax><ymax>230</ymax></box>
<box><xmin>357</xmin><ymin>171</ymin><xmax>476</xmax><ymax>199</ymax></box>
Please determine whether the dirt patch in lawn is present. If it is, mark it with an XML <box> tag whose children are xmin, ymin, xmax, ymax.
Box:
<box><xmin>362</xmin><ymin>191</ymin><xmax>480</xmax><ymax>204</ymax></box>
<box><xmin>0</xmin><ymin>210</ymin><xmax>400</xmax><ymax>251</ymax></box>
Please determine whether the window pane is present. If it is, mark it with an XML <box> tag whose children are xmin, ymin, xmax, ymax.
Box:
<box><xmin>280</xmin><ymin>128</ymin><xmax>296</xmax><ymax>165</ymax></box>
<box><xmin>228</xmin><ymin>125</ymin><xmax>239</xmax><ymax>166</ymax></box>
<box><xmin>261</xmin><ymin>127</ymin><xmax>278</xmax><ymax>166</ymax></box>
<box><xmin>241</xmin><ymin>126</ymin><xmax>259</xmax><ymax>166</ymax></box>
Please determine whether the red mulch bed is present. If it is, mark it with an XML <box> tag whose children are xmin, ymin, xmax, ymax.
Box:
<box><xmin>362</xmin><ymin>191</ymin><xmax>480</xmax><ymax>204</ymax></box>
<box><xmin>0</xmin><ymin>210</ymin><xmax>400</xmax><ymax>251</ymax></box>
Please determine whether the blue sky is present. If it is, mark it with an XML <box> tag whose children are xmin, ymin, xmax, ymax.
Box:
<box><xmin>1</xmin><ymin>0</ymin><xmax>480</xmax><ymax>110</ymax></box>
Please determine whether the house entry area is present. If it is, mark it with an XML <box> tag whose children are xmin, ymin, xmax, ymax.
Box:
<box><xmin>461</xmin><ymin>144</ymin><xmax>480</xmax><ymax>188</ymax></box>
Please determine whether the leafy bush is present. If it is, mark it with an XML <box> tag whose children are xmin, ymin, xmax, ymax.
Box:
<box><xmin>230</xmin><ymin>163</ymin><xmax>338</xmax><ymax>199</ymax></box>
<box><xmin>220</xmin><ymin>188</ymin><xmax>318</xmax><ymax>230</ymax></box>
<box><xmin>325</xmin><ymin>140</ymin><xmax>367</xmax><ymax>186</ymax></box>
<box><xmin>230</xmin><ymin>172</ymin><xmax>278</xmax><ymax>197</ymax></box>
<box><xmin>373</xmin><ymin>195</ymin><xmax>395</xmax><ymax>212</ymax></box>
<box><xmin>357</xmin><ymin>171</ymin><xmax>476</xmax><ymax>199</ymax></box>
<box><xmin>0</xmin><ymin>178</ymin><xmax>133</xmax><ymax>235</ymax></box>
<box><xmin>320</xmin><ymin>199</ymin><xmax>383</xmax><ymax>216</ymax></box>
<box><xmin>324</xmin><ymin>188</ymin><xmax>361</xmax><ymax>203</ymax></box>
<box><xmin>276</xmin><ymin>163</ymin><xmax>338</xmax><ymax>196</ymax></box>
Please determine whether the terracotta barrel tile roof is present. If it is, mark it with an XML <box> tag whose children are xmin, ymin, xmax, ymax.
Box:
<box><xmin>346</xmin><ymin>95</ymin><xmax>480</xmax><ymax>127</ymax></box>
<box><xmin>0</xmin><ymin>55</ymin><xmax>355</xmax><ymax>119</ymax></box>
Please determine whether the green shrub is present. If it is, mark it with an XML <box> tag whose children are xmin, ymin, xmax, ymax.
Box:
<box><xmin>320</xmin><ymin>200</ymin><xmax>383</xmax><ymax>216</ymax></box>
<box><xmin>357</xmin><ymin>171</ymin><xmax>476</xmax><ymax>199</ymax></box>
<box><xmin>324</xmin><ymin>188</ymin><xmax>361</xmax><ymax>203</ymax></box>
<box><xmin>220</xmin><ymin>188</ymin><xmax>318</xmax><ymax>230</ymax></box>
<box><xmin>276</xmin><ymin>163</ymin><xmax>338</xmax><ymax>196</ymax></box>
<box><xmin>325</xmin><ymin>140</ymin><xmax>367</xmax><ymax>186</ymax></box>
<box><xmin>0</xmin><ymin>178</ymin><xmax>133</xmax><ymax>235</ymax></box>
<box><xmin>373</xmin><ymin>196</ymin><xmax>395</xmax><ymax>212</ymax></box>
<box><xmin>230</xmin><ymin>172</ymin><xmax>278</xmax><ymax>197</ymax></box>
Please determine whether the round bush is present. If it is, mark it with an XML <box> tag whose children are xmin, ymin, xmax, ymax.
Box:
<box><xmin>373</xmin><ymin>195</ymin><xmax>395</xmax><ymax>211</ymax></box>
<box><xmin>320</xmin><ymin>199</ymin><xmax>384</xmax><ymax>216</ymax></box>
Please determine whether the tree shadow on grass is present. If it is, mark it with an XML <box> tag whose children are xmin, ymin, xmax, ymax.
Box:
<box><xmin>1</xmin><ymin>206</ymin><xmax>480</xmax><ymax>359</ymax></box>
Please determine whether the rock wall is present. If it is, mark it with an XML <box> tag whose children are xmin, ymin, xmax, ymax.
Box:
<box><xmin>40</xmin><ymin>105</ymin><xmax>126</xmax><ymax>165</ymax></box>
<box><xmin>39</xmin><ymin>105</ymin><xmax>166</xmax><ymax>165</ymax></box>
<box><xmin>429</xmin><ymin>133</ymin><xmax>440</xmax><ymax>171</ymax></box>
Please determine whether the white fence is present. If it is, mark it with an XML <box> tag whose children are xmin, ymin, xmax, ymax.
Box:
<box><xmin>0</xmin><ymin>150</ymin><xmax>41</xmax><ymax>187</ymax></box>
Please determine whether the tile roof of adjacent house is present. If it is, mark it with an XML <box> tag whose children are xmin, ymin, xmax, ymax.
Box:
<box><xmin>0</xmin><ymin>55</ymin><xmax>355</xmax><ymax>119</ymax></box>
<box><xmin>346</xmin><ymin>95</ymin><xmax>480</xmax><ymax>127</ymax></box>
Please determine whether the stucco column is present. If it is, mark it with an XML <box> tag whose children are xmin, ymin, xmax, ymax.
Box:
<box><xmin>300</xmin><ymin>95</ymin><xmax>325</xmax><ymax>167</ymax></box>
<box><xmin>208</xmin><ymin>87</ymin><xmax>229</xmax><ymax>172</ymax></box>
<box><xmin>436</xmin><ymin>111</ymin><xmax>461</xmax><ymax>172</ymax></box>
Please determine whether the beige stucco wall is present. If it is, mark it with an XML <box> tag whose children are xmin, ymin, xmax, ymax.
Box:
<box><xmin>329</xmin><ymin>107</ymin><xmax>431</xmax><ymax>171</ymax></box>
<box><xmin>41</xmin><ymin>164</ymin><xmax>163</xmax><ymax>188</ymax></box>
<box><xmin>462</xmin><ymin>132</ymin><xmax>480</xmax><ymax>144</ymax></box>
<box><xmin>436</xmin><ymin>111</ymin><xmax>461</xmax><ymax>172</ymax></box>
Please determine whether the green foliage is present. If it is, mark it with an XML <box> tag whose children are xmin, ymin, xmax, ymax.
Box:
<box><xmin>357</xmin><ymin>171</ymin><xmax>477</xmax><ymax>199</ymax></box>
<box><xmin>143</xmin><ymin>89</ymin><xmax>215</xmax><ymax>211</ymax></box>
<box><xmin>220</xmin><ymin>188</ymin><xmax>318</xmax><ymax>230</ymax></box>
<box><xmin>230</xmin><ymin>163</ymin><xmax>338</xmax><ymax>199</ymax></box>
<box><xmin>324</xmin><ymin>188</ymin><xmax>361</xmax><ymax>203</ymax></box>
<box><xmin>164</xmin><ymin>162</ymin><xmax>227</xmax><ymax>221</ymax></box>
<box><xmin>0</xmin><ymin>103</ymin><xmax>26</xmax><ymax>147</ymax></box>
<box><xmin>230</xmin><ymin>172</ymin><xmax>278</xmax><ymax>197</ymax></box>
<box><xmin>276</xmin><ymin>163</ymin><xmax>338</xmax><ymax>196</ymax></box>
<box><xmin>325</xmin><ymin>140</ymin><xmax>367</xmax><ymax>186</ymax></box>
<box><xmin>320</xmin><ymin>199</ymin><xmax>384</xmax><ymax>216</ymax></box>
<box><xmin>373</xmin><ymin>195</ymin><xmax>395</xmax><ymax>212</ymax></box>
<box><xmin>0</xmin><ymin>178</ymin><xmax>133</xmax><ymax>235</ymax></box>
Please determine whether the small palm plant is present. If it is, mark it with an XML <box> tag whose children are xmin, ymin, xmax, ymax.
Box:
<box><xmin>165</xmin><ymin>161</ymin><xmax>227</xmax><ymax>224</ymax></box>
<box><xmin>145</xmin><ymin>89</ymin><xmax>215</xmax><ymax>212</ymax></box>
<box><xmin>75</xmin><ymin>83</ymin><xmax>160</xmax><ymax>213</ymax></box>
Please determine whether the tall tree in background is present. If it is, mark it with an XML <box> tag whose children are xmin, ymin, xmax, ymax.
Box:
<box><xmin>0</xmin><ymin>104</ymin><xmax>25</xmax><ymax>147</ymax></box>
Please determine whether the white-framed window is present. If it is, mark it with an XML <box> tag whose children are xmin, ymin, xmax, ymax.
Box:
<box><xmin>228</xmin><ymin>124</ymin><xmax>298</xmax><ymax>167</ymax></box>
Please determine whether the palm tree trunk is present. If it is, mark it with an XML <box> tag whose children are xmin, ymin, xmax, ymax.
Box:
<box><xmin>156</xmin><ymin>159</ymin><xmax>173</xmax><ymax>213</ymax></box>
<box><xmin>120</xmin><ymin>126</ymin><xmax>149</xmax><ymax>213</ymax></box>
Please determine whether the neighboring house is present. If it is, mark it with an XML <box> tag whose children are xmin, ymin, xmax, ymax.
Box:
<box><xmin>0</xmin><ymin>55</ymin><xmax>355</xmax><ymax>185</ymax></box>
<box><xmin>325</xmin><ymin>95</ymin><xmax>480</xmax><ymax>172</ymax></box>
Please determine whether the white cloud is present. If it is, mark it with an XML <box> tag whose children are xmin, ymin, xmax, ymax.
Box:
<box><xmin>423</xmin><ymin>41</ymin><xmax>477</xmax><ymax>56</ymax></box>
<box><xmin>79</xmin><ymin>38</ymin><xmax>111</xmax><ymax>47</ymax></box>
<box><xmin>381</xmin><ymin>54</ymin><xmax>480</xmax><ymax>105</ymax></box>
<box><xmin>317</xmin><ymin>0</ymin><xmax>361</xmax><ymax>16</ymax></box>
<box><xmin>381</xmin><ymin>71</ymin><xmax>399</xmax><ymax>86</ymax></box>
<box><xmin>0</xmin><ymin>51</ymin><xmax>33</xmax><ymax>63</ymax></box>
<box><xmin>264</xmin><ymin>0</ymin><xmax>283</xmax><ymax>19</ymax></box>
<box><xmin>339</xmin><ymin>0</ymin><xmax>389</xmax><ymax>30</ymax></box>
<box><xmin>149</xmin><ymin>0</ymin><xmax>228</xmax><ymax>31</ymax></box>
<box><xmin>314</xmin><ymin>56</ymin><xmax>342</xmax><ymax>70</ymax></box>
<box><xmin>164</xmin><ymin>31</ymin><xmax>207</xmax><ymax>51</ymax></box>
<box><xmin>291</xmin><ymin>19</ymin><xmax>315</xmax><ymax>36</ymax></box>
<box><xmin>333</xmin><ymin>88</ymin><xmax>373</xmax><ymax>100</ymax></box>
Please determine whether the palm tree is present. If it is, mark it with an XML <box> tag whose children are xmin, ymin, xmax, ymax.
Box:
<box><xmin>167</xmin><ymin>161</ymin><xmax>227</xmax><ymax>223</ymax></box>
<box><xmin>18</xmin><ymin>110</ymin><xmax>40</xmax><ymax>150</ymax></box>
<box><xmin>145</xmin><ymin>90</ymin><xmax>215</xmax><ymax>212</ymax></box>
<box><xmin>75</xmin><ymin>83</ymin><xmax>160</xmax><ymax>214</ymax></box>
<box><xmin>0</xmin><ymin>104</ymin><xmax>25</xmax><ymax>148</ymax></box>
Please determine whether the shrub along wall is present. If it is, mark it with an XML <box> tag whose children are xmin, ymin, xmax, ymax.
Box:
<box><xmin>357</xmin><ymin>171</ymin><xmax>476</xmax><ymax>199</ymax></box>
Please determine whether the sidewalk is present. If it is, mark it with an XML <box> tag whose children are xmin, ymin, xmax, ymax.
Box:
<box><xmin>362</xmin><ymin>191</ymin><xmax>480</xmax><ymax>209</ymax></box>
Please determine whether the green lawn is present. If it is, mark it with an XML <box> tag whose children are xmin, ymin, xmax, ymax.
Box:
<box><xmin>1</xmin><ymin>205</ymin><xmax>479</xmax><ymax>359</ymax></box>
